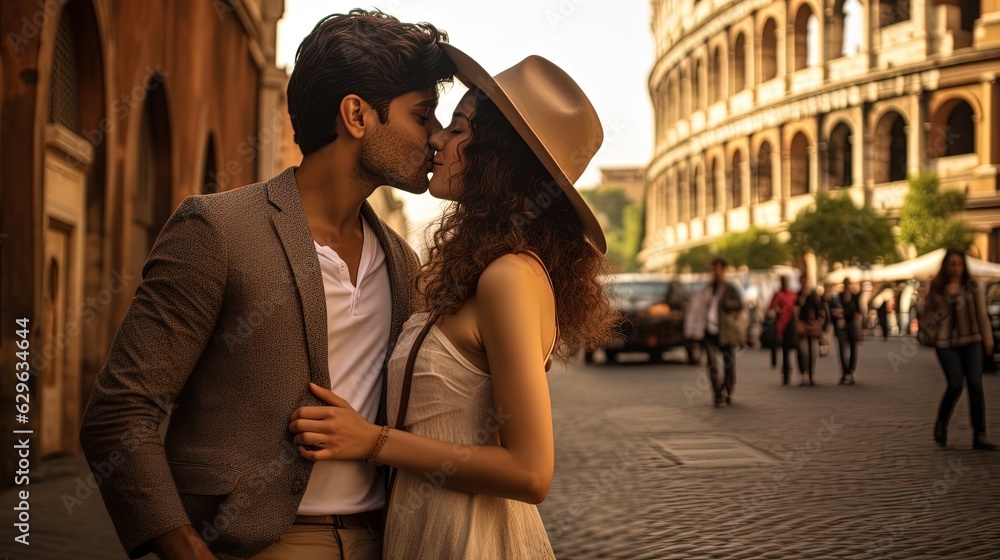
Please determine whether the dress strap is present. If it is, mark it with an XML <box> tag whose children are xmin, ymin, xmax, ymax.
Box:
<box><xmin>517</xmin><ymin>250</ymin><xmax>560</xmax><ymax>362</ymax></box>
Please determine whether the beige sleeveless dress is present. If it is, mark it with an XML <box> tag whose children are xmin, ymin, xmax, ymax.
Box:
<box><xmin>384</xmin><ymin>258</ymin><xmax>557</xmax><ymax>560</ymax></box>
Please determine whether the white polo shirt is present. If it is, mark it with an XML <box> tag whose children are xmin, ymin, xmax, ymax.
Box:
<box><xmin>298</xmin><ymin>216</ymin><xmax>391</xmax><ymax>515</ymax></box>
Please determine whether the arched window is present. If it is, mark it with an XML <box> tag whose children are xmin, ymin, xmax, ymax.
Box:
<box><xmin>929</xmin><ymin>100</ymin><xmax>976</xmax><ymax>158</ymax></box>
<box><xmin>691</xmin><ymin>165</ymin><xmax>701</xmax><ymax>218</ymax></box>
<box><xmin>962</xmin><ymin>0</ymin><xmax>981</xmax><ymax>32</ymax></box>
<box><xmin>874</xmin><ymin>111</ymin><xmax>908</xmax><ymax>182</ymax></box>
<box><xmin>133</xmin><ymin>75</ymin><xmax>173</xmax><ymax>274</ymax></box>
<box><xmin>828</xmin><ymin>123</ymin><xmax>854</xmax><ymax>188</ymax></box>
<box><xmin>794</xmin><ymin>5</ymin><xmax>819</xmax><ymax>70</ymax></box>
<box><xmin>880</xmin><ymin>0</ymin><xmax>909</xmax><ymax>27</ymax></box>
<box><xmin>790</xmin><ymin>133</ymin><xmax>811</xmax><ymax>196</ymax></box>
<box><xmin>755</xmin><ymin>142</ymin><xmax>774</xmax><ymax>202</ymax></box>
<box><xmin>807</xmin><ymin>14</ymin><xmax>819</xmax><ymax>66</ymax></box>
<box><xmin>730</xmin><ymin>151</ymin><xmax>744</xmax><ymax>208</ymax></box>
<box><xmin>693</xmin><ymin>58</ymin><xmax>702</xmax><ymax>110</ymax></box>
<box><xmin>681</xmin><ymin>67</ymin><xmax>691</xmax><ymax>117</ymax></box>
<box><xmin>945</xmin><ymin>102</ymin><xmax>975</xmax><ymax>156</ymax></box>
<box><xmin>842</xmin><ymin>0</ymin><xmax>864</xmax><ymax>56</ymax></box>
<box><xmin>671</xmin><ymin>174</ymin><xmax>681</xmax><ymax>224</ymax></box>
<box><xmin>707</xmin><ymin>157</ymin><xmax>718</xmax><ymax>212</ymax></box>
<box><xmin>733</xmin><ymin>33</ymin><xmax>747</xmax><ymax>92</ymax></box>
<box><xmin>678</xmin><ymin>170</ymin><xmax>688</xmax><ymax>222</ymax></box>
<box><xmin>712</xmin><ymin>46</ymin><xmax>724</xmax><ymax>102</ymax></box>
<box><xmin>669</xmin><ymin>73</ymin><xmax>680</xmax><ymax>126</ymax></box>
<box><xmin>761</xmin><ymin>18</ymin><xmax>778</xmax><ymax>82</ymax></box>
<box><xmin>201</xmin><ymin>135</ymin><xmax>218</xmax><ymax>194</ymax></box>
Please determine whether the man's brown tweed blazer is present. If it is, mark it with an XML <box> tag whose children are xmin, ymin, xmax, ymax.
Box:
<box><xmin>79</xmin><ymin>167</ymin><xmax>420</xmax><ymax>559</ymax></box>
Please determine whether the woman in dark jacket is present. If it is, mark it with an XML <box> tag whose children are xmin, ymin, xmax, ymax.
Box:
<box><xmin>924</xmin><ymin>249</ymin><xmax>995</xmax><ymax>450</ymax></box>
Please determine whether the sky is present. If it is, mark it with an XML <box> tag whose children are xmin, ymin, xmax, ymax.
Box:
<box><xmin>275</xmin><ymin>0</ymin><xmax>655</xmax><ymax>231</ymax></box>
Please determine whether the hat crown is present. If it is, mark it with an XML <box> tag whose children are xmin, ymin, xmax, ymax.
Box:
<box><xmin>492</xmin><ymin>56</ymin><xmax>603</xmax><ymax>184</ymax></box>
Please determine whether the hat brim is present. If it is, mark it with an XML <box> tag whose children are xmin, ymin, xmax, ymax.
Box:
<box><xmin>439</xmin><ymin>44</ymin><xmax>607</xmax><ymax>255</ymax></box>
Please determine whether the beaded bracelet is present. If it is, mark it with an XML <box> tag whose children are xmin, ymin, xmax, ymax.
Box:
<box><xmin>366</xmin><ymin>425</ymin><xmax>391</xmax><ymax>466</ymax></box>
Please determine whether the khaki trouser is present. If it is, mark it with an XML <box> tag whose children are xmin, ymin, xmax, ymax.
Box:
<box><xmin>251</xmin><ymin>515</ymin><xmax>382</xmax><ymax>560</ymax></box>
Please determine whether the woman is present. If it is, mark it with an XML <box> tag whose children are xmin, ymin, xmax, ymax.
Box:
<box><xmin>290</xmin><ymin>46</ymin><xmax>616</xmax><ymax>558</ymax></box>
<box><xmin>767</xmin><ymin>276</ymin><xmax>798</xmax><ymax>385</ymax></box>
<box><xmin>924</xmin><ymin>249</ymin><xmax>995</xmax><ymax>450</ymax></box>
<box><xmin>796</xmin><ymin>275</ymin><xmax>826</xmax><ymax>386</ymax></box>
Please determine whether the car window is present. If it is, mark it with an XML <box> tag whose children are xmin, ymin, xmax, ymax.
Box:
<box><xmin>608</xmin><ymin>282</ymin><xmax>669</xmax><ymax>302</ymax></box>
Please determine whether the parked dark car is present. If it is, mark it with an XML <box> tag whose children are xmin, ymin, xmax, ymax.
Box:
<box><xmin>587</xmin><ymin>274</ymin><xmax>699</xmax><ymax>364</ymax></box>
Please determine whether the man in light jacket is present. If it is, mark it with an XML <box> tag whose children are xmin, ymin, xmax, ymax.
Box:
<box><xmin>684</xmin><ymin>257</ymin><xmax>746</xmax><ymax>407</ymax></box>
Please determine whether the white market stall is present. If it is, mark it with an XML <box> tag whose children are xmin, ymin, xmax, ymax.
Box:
<box><xmin>824</xmin><ymin>250</ymin><xmax>1000</xmax><ymax>336</ymax></box>
<box><xmin>824</xmin><ymin>249</ymin><xmax>1000</xmax><ymax>284</ymax></box>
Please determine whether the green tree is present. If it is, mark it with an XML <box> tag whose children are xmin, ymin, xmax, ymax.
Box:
<box><xmin>716</xmin><ymin>227</ymin><xmax>789</xmax><ymax>270</ymax></box>
<box><xmin>675</xmin><ymin>243</ymin><xmax>714</xmax><ymax>273</ymax></box>
<box><xmin>580</xmin><ymin>185</ymin><xmax>631</xmax><ymax>231</ymax></box>
<box><xmin>788</xmin><ymin>191</ymin><xmax>898</xmax><ymax>267</ymax></box>
<box><xmin>674</xmin><ymin>228</ymin><xmax>789</xmax><ymax>273</ymax></box>
<box><xmin>606</xmin><ymin>203</ymin><xmax>643</xmax><ymax>272</ymax></box>
<box><xmin>899</xmin><ymin>172</ymin><xmax>974</xmax><ymax>255</ymax></box>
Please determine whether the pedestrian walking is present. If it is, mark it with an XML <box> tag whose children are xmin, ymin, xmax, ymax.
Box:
<box><xmin>684</xmin><ymin>257</ymin><xmax>747</xmax><ymax>406</ymax></box>
<box><xmin>767</xmin><ymin>275</ymin><xmax>799</xmax><ymax>385</ymax></box>
<box><xmin>796</xmin><ymin>275</ymin><xmax>826</xmax><ymax>386</ymax></box>
<box><xmin>830</xmin><ymin>278</ymin><xmax>862</xmax><ymax>385</ymax></box>
<box><xmin>922</xmin><ymin>248</ymin><xmax>996</xmax><ymax>450</ymax></box>
<box><xmin>876</xmin><ymin>287</ymin><xmax>891</xmax><ymax>340</ymax></box>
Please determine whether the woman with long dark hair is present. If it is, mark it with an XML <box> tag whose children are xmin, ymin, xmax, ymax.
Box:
<box><xmin>290</xmin><ymin>46</ymin><xmax>617</xmax><ymax>558</ymax></box>
<box><xmin>925</xmin><ymin>248</ymin><xmax>995</xmax><ymax>450</ymax></box>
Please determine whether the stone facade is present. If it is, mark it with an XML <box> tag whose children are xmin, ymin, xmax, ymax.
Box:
<box><xmin>0</xmin><ymin>0</ymin><xmax>286</xmax><ymax>476</ymax></box>
<box><xmin>641</xmin><ymin>0</ymin><xmax>1000</xmax><ymax>271</ymax></box>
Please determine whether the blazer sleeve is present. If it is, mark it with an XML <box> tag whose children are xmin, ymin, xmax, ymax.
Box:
<box><xmin>78</xmin><ymin>196</ymin><xmax>228</xmax><ymax>558</ymax></box>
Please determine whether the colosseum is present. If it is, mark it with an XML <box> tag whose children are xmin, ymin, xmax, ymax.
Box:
<box><xmin>640</xmin><ymin>0</ymin><xmax>1000</xmax><ymax>271</ymax></box>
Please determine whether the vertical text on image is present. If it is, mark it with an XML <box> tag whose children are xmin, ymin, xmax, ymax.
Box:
<box><xmin>13</xmin><ymin>317</ymin><xmax>34</xmax><ymax>545</ymax></box>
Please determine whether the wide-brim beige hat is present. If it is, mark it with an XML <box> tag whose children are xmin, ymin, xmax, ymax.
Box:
<box><xmin>440</xmin><ymin>43</ymin><xmax>607</xmax><ymax>254</ymax></box>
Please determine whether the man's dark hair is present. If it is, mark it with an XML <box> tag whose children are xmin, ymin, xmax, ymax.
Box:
<box><xmin>287</xmin><ymin>9</ymin><xmax>454</xmax><ymax>155</ymax></box>
<box><xmin>711</xmin><ymin>256</ymin><xmax>728</xmax><ymax>268</ymax></box>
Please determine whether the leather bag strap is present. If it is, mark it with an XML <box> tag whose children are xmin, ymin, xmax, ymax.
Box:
<box><xmin>383</xmin><ymin>308</ymin><xmax>441</xmax><ymax>528</ymax></box>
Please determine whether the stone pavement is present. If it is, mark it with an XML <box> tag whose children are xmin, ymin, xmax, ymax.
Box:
<box><xmin>1</xmin><ymin>339</ymin><xmax>998</xmax><ymax>559</ymax></box>
<box><xmin>539</xmin><ymin>340</ymin><xmax>1000</xmax><ymax>560</ymax></box>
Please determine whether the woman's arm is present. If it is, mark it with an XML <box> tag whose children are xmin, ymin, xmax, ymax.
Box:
<box><xmin>290</xmin><ymin>255</ymin><xmax>556</xmax><ymax>504</ymax></box>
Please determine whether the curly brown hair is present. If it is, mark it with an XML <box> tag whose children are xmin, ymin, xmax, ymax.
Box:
<box><xmin>417</xmin><ymin>89</ymin><xmax>617</xmax><ymax>357</ymax></box>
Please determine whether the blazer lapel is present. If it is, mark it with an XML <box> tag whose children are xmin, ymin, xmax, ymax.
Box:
<box><xmin>266</xmin><ymin>167</ymin><xmax>331</xmax><ymax>388</ymax></box>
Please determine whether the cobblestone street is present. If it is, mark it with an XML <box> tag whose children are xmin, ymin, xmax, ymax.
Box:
<box><xmin>2</xmin><ymin>340</ymin><xmax>998</xmax><ymax>559</ymax></box>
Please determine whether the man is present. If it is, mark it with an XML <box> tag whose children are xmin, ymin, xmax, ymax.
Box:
<box><xmin>79</xmin><ymin>11</ymin><xmax>454</xmax><ymax>560</ymax></box>
<box><xmin>684</xmin><ymin>257</ymin><xmax>746</xmax><ymax>407</ymax></box>
<box><xmin>830</xmin><ymin>278</ymin><xmax>862</xmax><ymax>385</ymax></box>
